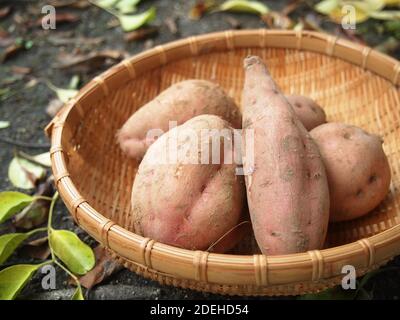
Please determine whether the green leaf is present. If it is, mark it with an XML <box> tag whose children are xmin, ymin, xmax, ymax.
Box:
<box><xmin>0</xmin><ymin>191</ymin><xmax>34</xmax><ymax>224</ymax></box>
<box><xmin>8</xmin><ymin>157</ymin><xmax>46</xmax><ymax>190</ymax></box>
<box><xmin>24</xmin><ymin>40</ymin><xmax>34</xmax><ymax>50</ymax></box>
<box><xmin>46</xmin><ymin>81</ymin><xmax>78</xmax><ymax>103</ymax></box>
<box><xmin>68</xmin><ymin>75</ymin><xmax>80</xmax><ymax>90</ymax></box>
<box><xmin>116</xmin><ymin>0</ymin><xmax>141</xmax><ymax>14</ymax></box>
<box><xmin>32</xmin><ymin>152</ymin><xmax>52</xmax><ymax>168</ymax></box>
<box><xmin>369</xmin><ymin>10</ymin><xmax>400</xmax><ymax>19</ymax></box>
<box><xmin>0</xmin><ymin>88</ymin><xmax>12</xmax><ymax>101</ymax></box>
<box><xmin>0</xmin><ymin>121</ymin><xmax>10</xmax><ymax>129</ymax></box>
<box><xmin>118</xmin><ymin>6</ymin><xmax>157</xmax><ymax>32</ymax></box>
<box><xmin>0</xmin><ymin>264</ymin><xmax>40</xmax><ymax>300</ymax></box>
<box><xmin>49</xmin><ymin>229</ymin><xmax>95</xmax><ymax>275</ymax></box>
<box><xmin>314</xmin><ymin>0</ymin><xmax>339</xmax><ymax>15</ymax></box>
<box><xmin>71</xmin><ymin>286</ymin><xmax>84</xmax><ymax>300</ymax></box>
<box><xmin>96</xmin><ymin>0</ymin><xmax>119</xmax><ymax>8</ymax></box>
<box><xmin>219</xmin><ymin>0</ymin><xmax>269</xmax><ymax>15</ymax></box>
<box><xmin>0</xmin><ymin>233</ymin><xmax>29</xmax><ymax>264</ymax></box>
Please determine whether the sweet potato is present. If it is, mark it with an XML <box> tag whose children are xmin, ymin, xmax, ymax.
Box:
<box><xmin>130</xmin><ymin>114</ymin><xmax>245</xmax><ymax>252</ymax></box>
<box><xmin>310</xmin><ymin>123</ymin><xmax>391</xmax><ymax>222</ymax></box>
<box><xmin>117</xmin><ymin>79</ymin><xmax>241</xmax><ymax>160</ymax></box>
<box><xmin>241</xmin><ymin>56</ymin><xmax>330</xmax><ymax>255</ymax></box>
<box><xmin>287</xmin><ymin>95</ymin><xmax>327</xmax><ymax>131</ymax></box>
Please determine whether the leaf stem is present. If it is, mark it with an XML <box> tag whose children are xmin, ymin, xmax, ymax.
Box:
<box><xmin>33</xmin><ymin>195</ymin><xmax>53</xmax><ymax>202</ymax></box>
<box><xmin>26</xmin><ymin>227</ymin><xmax>48</xmax><ymax>237</ymax></box>
<box><xmin>47</xmin><ymin>191</ymin><xmax>59</xmax><ymax>231</ymax></box>
<box><xmin>54</xmin><ymin>259</ymin><xmax>82</xmax><ymax>290</ymax></box>
<box><xmin>38</xmin><ymin>260</ymin><xmax>53</xmax><ymax>268</ymax></box>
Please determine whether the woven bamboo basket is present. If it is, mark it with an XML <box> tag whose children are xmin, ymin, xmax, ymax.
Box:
<box><xmin>45</xmin><ymin>30</ymin><xmax>400</xmax><ymax>296</ymax></box>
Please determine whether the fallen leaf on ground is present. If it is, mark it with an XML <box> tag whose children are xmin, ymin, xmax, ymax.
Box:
<box><xmin>1</xmin><ymin>74</ymin><xmax>24</xmax><ymax>86</ymax></box>
<box><xmin>0</xmin><ymin>88</ymin><xmax>12</xmax><ymax>101</ymax></box>
<box><xmin>189</xmin><ymin>0</ymin><xmax>216</xmax><ymax>20</ymax></box>
<box><xmin>46</xmin><ymin>81</ymin><xmax>78</xmax><ymax>103</ymax></box>
<box><xmin>262</xmin><ymin>11</ymin><xmax>293</xmax><ymax>29</ymax></box>
<box><xmin>0</xmin><ymin>32</ymin><xmax>13</xmax><ymax>47</ymax></box>
<box><xmin>116</xmin><ymin>0</ymin><xmax>141</xmax><ymax>14</ymax></box>
<box><xmin>0</xmin><ymin>6</ymin><xmax>11</xmax><ymax>19</ymax></box>
<box><xmin>55</xmin><ymin>50</ymin><xmax>126</xmax><ymax>73</ymax></box>
<box><xmin>21</xmin><ymin>236</ymin><xmax>51</xmax><ymax>260</ymax></box>
<box><xmin>23</xmin><ymin>152</ymin><xmax>51</xmax><ymax>168</ymax></box>
<box><xmin>219</xmin><ymin>0</ymin><xmax>269</xmax><ymax>15</ymax></box>
<box><xmin>0</xmin><ymin>120</ymin><xmax>10</xmax><ymax>129</ymax></box>
<box><xmin>25</xmin><ymin>78</ymin><xmax>38</xmax><ymax>89</ymax></box>
<box><xmin>96</xmin><ymin>0</ymin><xmax>119</xmax><ymax>8</ymax></box>
<box><xmin>46</xmin><ymin>99</ymin><xmax>64</xmax><ymax>118</ymax></box>
<box><xmin>37</xmin><ymin>12</ymin><xmax>79</xmax><ymax>27</ymax></box>
<box><xmin>49</xmin><ymin>0</ymin><xmax>91</xmax><ymax>9</ymax></box>
<box><xmin>11</xmin><ymin>66</ymin><xmax>31</xmax><ymax>75</ymax></box>
<box><xmin>14</xmin><ymin>177</ymin><xmax>54</xmax><ymax>229</ymax></box>
<box><xmin>124</xmin><ymin>26</ymin><xmax>159</xmax><ymax>42</ymax></box>
<box><xmin>77</xmin><ymin>246</ymin><xmax>122</xmax><ymax>289</ymax></box>
<box><xmin>118</xmin><ymin>6</ymin><xmax>157</xmax><ymax>32</ymax></box>
<box><xmin>8</xmin><ymin>156</ymin><xmax>47</xmax><ymax>190</ymax></box>
<box><xmin>164</xmin><ymin>17</ymin><xmax>179</xmax><ymax>35</ymax></box>
<box><xmin>282</xmin><ymin>0</ymin><xmax>302</xmax><ymax>16</ymax></box>
<box><xmin>1</xmin><ymin>43</ymin><xmax>23</xmax><ymax>63</ymax></box>
<box><xmin>47</xmin><ymin>35</ymin><xmax>104</xmax><ymax>46</ymax></box>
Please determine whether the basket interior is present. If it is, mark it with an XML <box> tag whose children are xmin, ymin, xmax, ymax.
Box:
<box><xmin>64</xmin><ymin>47</ymin><xmax>400</xmax><ymax>252</ymax></box>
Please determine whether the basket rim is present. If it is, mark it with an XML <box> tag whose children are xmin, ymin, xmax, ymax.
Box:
<box><xmin>47</xmin><ymin>29</ymin><xmax>400</xmax><ymax>289</ymax></box>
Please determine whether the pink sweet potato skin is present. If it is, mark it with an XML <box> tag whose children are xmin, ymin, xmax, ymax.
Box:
<box><xmin>241</xmin><ymin>56</ymin><xmax>330</xmax><ymax>255</ymax></box>
<box><xmin>117</xmin><ymin>80</ymin><xmax>241</xmax><ymax>160</ymax></box>
<box><xmin>130</xmin><ymin>115</ymin><xmax>245</xmax><ymax>252</ymax></box>
<box><xmin>287</xmin><ymin>95</ymin><xmax>327</xmax><ymax>131</ymax></box>
<box><xmin>310</xmin><ymin>123</ymin><xmax>391</xmax><ymax>222</ymax></box>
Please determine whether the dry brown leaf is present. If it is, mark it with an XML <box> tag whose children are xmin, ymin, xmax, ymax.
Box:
<box><xmin>164</xmin><ymin>17</ymin><xmax>178</xmax><ymax>35</ymax></box>
<box><xmin>14</xmin><ymin>177</ymin><xmax>54</xmax><ymax>229</ymax></box>
<box><xmin>47</xmin><ymin>35</ymin><xmax>104</xmax><ymax>46</ymax></box>
<box><xmin>46</xmin><ymin>99</ymin><xmax>64</xmax><ymax>118</ymax></box>
<box><xmin>77</xmin><ymin>246</ymin><xmax>122</xmax><ymax>289</ymax></box>
<box><xmin>37</xmin><ymin>12</ymin><xmax>79</xmax><ymax>27</ymax></box>
<box><xmin>1</xmin><ymin>43</ymin><xmax>23</xmax><ymax>63</ymax></box>
<box><xmin>49</xmin><ymin>0</ymin><xmax>90</xmax><ymax>9</ymax></box>
<box><xmin>282</xmin><ymin>0</ymin><xmax>302</xmax><ymax>16</ymax></box>
<box><xmin>189</xmin><ymin>0</ymin><xmax>215</xmax><ymax>20</ymax></box>
<box><xmin>55</xmin><ymin>50</ymin><xmax>126</xmax><ymax>73</ymax></box>
<box><xmin>22</xmin><ymin>236</ymin><xmax>51</xmax><ymax>260</ymax></box>
<box><xmin>0</xmin><ymin>6</ymin><xmax>11</xmax><ymax>19</ymax></box>
<box><xmin>124</xmin><ymin>26</ymin><xmax>159</xmax><ymax>42</ymax></box>
<box><xmin>261</xmin><ymin>11</ymin><xmax>293</xmax><ymax>29</ymax></box>
<box><xmin>11</xmin><ymin>66</ymin><xmax>31</xmax><ymax>75</ymax></box>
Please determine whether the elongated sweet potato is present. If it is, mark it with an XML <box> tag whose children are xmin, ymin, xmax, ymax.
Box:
<box><xmin>117</xmin><ymin>80</ymin><xmax>241</xmax><ymax>159</ymax></box>
<box><xmin>287</xmin><ymin>95</ymin><xmax>327</xmax><ymax>131</ymax></box>
<box><xmin>311</xmin><ymin>122</ymin><xmax>391</xmax><ymax>222</ymax></box>
<box><xmin>241</xmin><ymin>56</ymin><xmax>330</xmax><ymax>255</ymax></box>
<box><xmin>130</xmin><ymin>115</ymin><xmax>245</xmax><ymax>252</ymax></box>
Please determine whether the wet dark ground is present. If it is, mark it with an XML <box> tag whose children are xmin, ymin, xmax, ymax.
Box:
<box><xmin>0</xmin><ymin>0</ymin><xmax>399</xmax><ymax>300</ymax></box>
